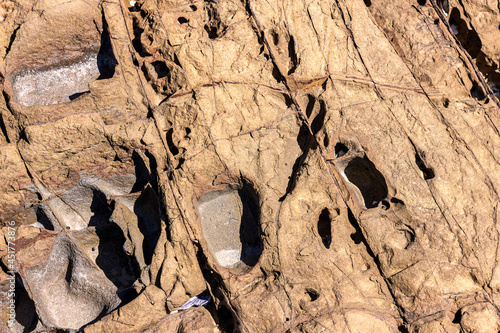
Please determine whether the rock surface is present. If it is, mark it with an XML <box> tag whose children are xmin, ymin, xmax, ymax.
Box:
<box><xmin>0</xmin><ymin>0</ymin><xmax>500</xmax><ymax>331</ymax></box>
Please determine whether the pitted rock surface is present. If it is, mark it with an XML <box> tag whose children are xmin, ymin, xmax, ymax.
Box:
<box><xmin>1</xmin><ymin>0</ymin><xmax>500</xmax><ymax>332</ymax></box>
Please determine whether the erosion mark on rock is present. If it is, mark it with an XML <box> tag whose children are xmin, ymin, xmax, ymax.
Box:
<box><xmin>97</xmin><ymin>18</ymin><xmax>117</xmax><ymax>80</ymax></box>
<box><xmin>92</xmin><ymin>205</ymin><xmax>141</xmax><ymax>299</ymax></box>
<box><xmin>342</xmin><ymin>156</ymin><xmax>388</xmax><ymax>209</ymax></box>
<box><xmin>409</xmin><ymin>139</ymin><xmax>435</xmax><ymax>180</ymax></box>
<box><xmin>347</xmin><ymin>207</ymin><xmax>408</xmax><ymax>324</ymax></box>
<box><xmin>194</xmin><ymin>242</ymin><xmax>241</xmax><ymax>333</ymax></box>
<box><xmin>134</xmin><ymin>186</ymin><xmax>162</xmax><ymax>265</ymax></box>
<box><xmin>35</xmin><ymin>205</ymin><xmax>54</xmax><ymax>230</ymax></box>
<box><xmin>280</xmin><ymin>96</ymin><xmax>327</xmax><ymax>201</ymax></box>
<box><xmin>305</xmin><ymin>288</ymin><xmax>320</xmax><ymax>302</ymax></box>
<box><xmin>437</xmin><ymin>0</ymin><xmax>449</xmax><ymax>16</ymax></box>
<box><xmin>334</xmin><ymin>142</ymin><xmax>349</xmax><ymax>158</ymax></box>
<box><xmin>317</xmin><ymin>208</ymin><xmax>332</xmax><ymax>249</ymax></box>
<box><xmin>347</xmin><ymin>208</ymin><xmax>374</xmax><ymax>254</ymax></box>
<box><xmin>447</xmin><ymin>7</ymin><xmax>495</xmax><ymax>99</ymax></box>
<box><xmin>4</xmin><ymin>24</ymin><xmax>19</xmax><ymax>57</ymax></box>
<box><xmin>305</xmin><ymin>94</ymin><xmax>315</xmax><ymax>118</ymax></box>
<box><xmin>0</xmin><ymin>107</ymin><xmax>10</xmax><ymax>143</ymax></box>
<box><xmin>204</xmin><ymin>1</ymin><xmax>227</xmax><ymax>39</ymax></box>
<box><xmin>279</xmin><ymin>121</ymin><xmax>313</xmax><ymax>201</ymax></box>
<box><xmin>311</xmin><ymin>100</ymin><xmax>327</xmax><ymax>136</ymax></box>
<box><xmin>216</xmin><ymin>304</ymin><xmax>237</xmax><ymax>332</ymax></box>
<box><xmin>131</xmin><ymin>14</ymin><xmax>149</xmax><ymax>57</ymax></box>
<box><xmin>166</xmin><ymin>128</ymin><xmax>180</xmax><ymax>156</ymax></box>
<box><xmin>448</xmin><ymin>8</ymin><xmax>481</xmax><ymax>59</ymax></box>
<box><xmin>347</xmin><ymin>208</ymin><xmax>364</xmax><ymax>245</ymax></box>
<box><xmin>89</xmin><ymin>189</ymin><xmax>114</xmax><ymax>227</ymax></box>
<box><xmin>287</xmin><ymin>35</ymin><xmax>298</xmax><ymax>75</ymax></box>
<box><xmin>152</xmin><ymin>61</ymin><xmax>169</xmax><ymax>79</ymax></box>
<box><xmin>142</xmin><ymin>57</ymin><xmax>186</xmax><ymax>97</ymax></box>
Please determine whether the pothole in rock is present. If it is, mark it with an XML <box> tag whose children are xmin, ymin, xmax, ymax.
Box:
<box><xmin>342</xmin><ymin>156</ymin><xmax>388</xmax><ymax>209</ymax></box>
<box><xmin>317</xmin><ymin>208</ymin><xmax>332</xmax><ymax>249</ymax></box>
<box><xmin>10</xmin><ymin>29</ymin><xmax>116</xmax><ymax>107</ymax></box>
<box><xmin>197</xmin><ymin>184</ymin><xmax>262</xmax><ymax>272</ymax></box>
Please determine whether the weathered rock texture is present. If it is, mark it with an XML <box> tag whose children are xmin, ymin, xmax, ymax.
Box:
<box><xmin>0</xmin><ymin>0</ymin><xmax>500</xmax><ymax>331</ymax></box>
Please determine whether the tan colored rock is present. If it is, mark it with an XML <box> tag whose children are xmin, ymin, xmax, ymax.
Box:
<box><xmin>1</xmin><ymin>0</ymin><xmax>500</xmax><ymax>331</ymax></box>
<box><xmin>0</xmin><ymin>145</ymin><xmax>33</xmax><ymax>222</ymax></box>
<box><xmin>459</xmin><ymin>303</ymin><xmax>500</xmax><ymax>333</ymax></box>
<box><xmin>84</xmin><ymin>285</ymin><xmax>168</xmax><ymax>333</ymax></box>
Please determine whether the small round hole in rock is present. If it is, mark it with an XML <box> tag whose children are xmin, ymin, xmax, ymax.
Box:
<box><xmin>323</xmin><ymin>133</ymin><xmax>330</xmax><ymax>148</ymax></box>
<box><xmin>381</xmin><ymin>200</ymin><xmax>390</xmax><ymax>210</ymax></box>
<box><xmin>350</xmin><ymin>231</ymin><xmax>363</xmax><ymax>244</ymax></box>
<box><xmin>204</xmin><ymin>25</ymin><xmax>219</xmax><ymax>39</ymax></box>
<box><xmin>443</xmin><ymin>98</ymin><xmax>450</xmax><ymax>107</ymax></box>
<box><xmin>398</xmin><ymin>325</ymin><xmax>409</xmax><ymax>333</ymax></box>
<box><xmin>390</xmin><ymin>197</ymin><xmax>405</xmax><ymax>206</ymax></box>
<box><xmin>190</xmin><ymin>5</ymin><xmax>197</xmax><ymax>11</ymax></box>
<box><xmin>317</xmin><ymin>208</ymin><xmax>332</xmax><ymax>249</ymax></box>
<box><xmin>177</xmin><ymin>17</ymin><xmax>189</xmax><ymax>24</ymax></box>
<box><xmin>471</xmin><ymin>85</ymin><xmax>486</xmax><ymax>100</ymax></box>
<box><xmin>152</xmin><ymin>61</ymin><xmax>169</xmax><ymax>79</ymax></box>
<box><xmin>305</xmin><ymin>288</ymin><xmax>320</xmax><ymax>302</ymax></box>
<box><xmin>417</xmin><ymin>0</ymin><xmax>426</xmax><ymax>5</ymax></box>
<box><xmin>334</xmin><ymin>142</ymin><xmax>349</xmax><ymax>158</ymax></box>
<box><xmin>197</xmin><ymin>183</ymin><xmax>262</xmax><ymax>272</ymax></box>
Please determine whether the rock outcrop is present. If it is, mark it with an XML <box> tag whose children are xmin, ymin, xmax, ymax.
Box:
<box><xmin>1</xmin><ymin>0</ymin><xmax>500</xmax><ymax>331</ymax></box>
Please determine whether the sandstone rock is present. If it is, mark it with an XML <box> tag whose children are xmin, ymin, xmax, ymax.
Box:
<box><xmin>84</xmin><ymin>285</ymin><xmax>168</xmax><ymax>333</ymax></box>
<box><xmin>1</xmin><ymin>0</ymin><xmax>500</xmax><ymax>331</ymax></box>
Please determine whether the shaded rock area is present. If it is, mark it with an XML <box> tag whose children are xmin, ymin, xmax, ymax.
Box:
<box><xmin>0</xmin><ymin>0</ymin><xmax>499</xmax><ymax>331</ymax></box>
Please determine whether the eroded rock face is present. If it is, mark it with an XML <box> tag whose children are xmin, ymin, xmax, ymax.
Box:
<box><xmin>1</xmin><ymin>0</ymin><xmax>500</xmax><ymax>331</ymax></box>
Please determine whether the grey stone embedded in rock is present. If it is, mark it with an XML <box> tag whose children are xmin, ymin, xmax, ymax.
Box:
<box><xmin>12</xmin><ymin>54</ymin><xmax>101</xmax><ymax>106</ymax></box>
<box><xmin>31</xmin><ymin>173</ymin><xmax>138</xmax><ymax>232</ymax></box>
<box><xmin>196</xmin><ymin>186</ymin><xmax>261</xmax><ymax>271</ymax></box>
<box><xmin>20</xmin><ymin>233</ymin><xmax>120</xmax><ymax>330</ymax></box>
